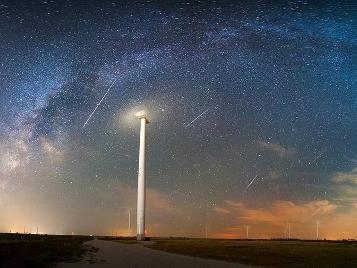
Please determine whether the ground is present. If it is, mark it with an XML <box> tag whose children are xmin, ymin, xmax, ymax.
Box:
<box><xmin>1</xmin><ymin>234</ymin><xmax>357</xmax><ymax>267</ymax></box>
<box><xmin>146</xmin><ymin>238</ymin><xmax>357</xmax><ymax>268</ymax></box>
<box><xmin>57</xmin><ymin>238</ymin><xmax>253</xmax><ymax>268</ymax></box>
<box><xmin>0</xmin><ymin>233</ymin><xmax>94</xmax><ymax>267</ymax></box>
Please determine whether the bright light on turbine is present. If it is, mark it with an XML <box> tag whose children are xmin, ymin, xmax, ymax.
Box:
<box><xmin>135</xmin><ymin>110</ymin><xmax>147</xmax><ymax>118</ymax></box>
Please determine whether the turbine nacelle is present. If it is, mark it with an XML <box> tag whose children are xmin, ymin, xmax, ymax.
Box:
<box><xmin>135</xmin><ymin>110</ymin><xmax>149</xmax><ymax>123</ymax></box>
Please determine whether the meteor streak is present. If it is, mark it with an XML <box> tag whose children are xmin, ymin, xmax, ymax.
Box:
<box><xmin>184</xmin><ymin>108</ymin><xmax>209</xmax><ymax>128</ymax></box>
<box><xmin>245</xmin><ymin>175</ymin><xmax>258</xmax><ymax>191</ymax></box>
<box><xmin>82</xmin><ymin>79</ymin><xmax>117</xmax><ymax>128</ymax></box>
<box><xmin>310</xmin><ymin>149</ymin><xmax>326</xmax><ymax>165</ymax></box>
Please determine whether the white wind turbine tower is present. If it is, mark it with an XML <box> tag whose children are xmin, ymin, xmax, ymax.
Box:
<box><xmin>135</xmin><ymin>110</ymin><xmax>149</xmax><ymax>241</ymax></box>
<box><xmin>128</xmin><ymin>209</ymin><xmax>131</xmax><ymax>237</ymax></box>
<box><xmin>316</xmin><ymin>221</ymin><xmax>319</xmax><ymax>240</ymax></box>
<box><xmin>288</xmin><ymin>222</ymin><xmax>291</xmax><ymax>239</ymax></box>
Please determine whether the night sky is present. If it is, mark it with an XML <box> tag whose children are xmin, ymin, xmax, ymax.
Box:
<box><xmin>1</xmin><ymin>0</ymin><xmax>357</xmax><ymax>239</ymax></box>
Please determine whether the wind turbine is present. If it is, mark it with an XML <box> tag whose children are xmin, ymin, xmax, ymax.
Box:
<box><xmin>128</xmin><ymin>209</ymin><xmax>131</xmax><ymax>237</ymax></box>
<box><xmin>135</xmin><ymin>110</ymin><xmax>149</xmax><ymax>241</ymax></box>
<box><xmin>288</xmin><ymin>222</ymin><xmax>291</xmax><ymax>239</ymax></box>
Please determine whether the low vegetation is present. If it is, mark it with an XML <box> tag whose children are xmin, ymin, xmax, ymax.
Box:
<box><xmin>146</xmin><ymin>239</ymin><xmax>357</xmax><ymax>268</ymax></box>
<box><xmin>0</xmin><ymin>233</ymin><xmax>94</xmax><ymax>267</ymax></box>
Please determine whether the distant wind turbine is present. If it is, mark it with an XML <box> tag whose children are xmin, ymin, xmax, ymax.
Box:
<box><xmin>288</xmin><ymin>222</ymin><xmax>290</xmax><ymax>239</ymax></box>
<box><xmin>128</xmin><ymin>209</ymin><xmax>131</xmax><ymax>237</ymax></box>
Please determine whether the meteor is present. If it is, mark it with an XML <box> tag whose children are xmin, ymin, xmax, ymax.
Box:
<box><xmin>309</xmin><ymin>149</ymin><xmax>326</xmax><ymax>165</ymax></box>
<box><xmin>82</xmin><ymin>79</ymin><xmax>117</xmax><ymax>128</ymax></box>
<box><xmin>245</xmin><ymin>175</ymin><xmax>258</xmax><ymax>191</ymax></box>
<box><xmin>184</xmin><ymin>108</ymin><xmax>209</xmax><ymax>128</ymax></box>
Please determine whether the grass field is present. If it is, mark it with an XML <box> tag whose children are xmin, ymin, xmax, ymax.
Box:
<box><xmin>8</xmin><ymin>234</ymin><xmax>356</xmax><ymax>267</ymax></box>
<box><xmin>0</xmin><ymin>233</ymin><xmax>94</xmax><ymax>267</ymax></box>
<box><xmin>146</xmin><ymin>239</ymin><xmax>357</xmax><ymax>268</ymax></box>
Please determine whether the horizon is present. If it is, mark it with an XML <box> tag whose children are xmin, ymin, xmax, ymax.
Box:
<box><xmin>1</xmin><ymin>232</ymin><xmax>356</xmax><ymax>242</ymax></box>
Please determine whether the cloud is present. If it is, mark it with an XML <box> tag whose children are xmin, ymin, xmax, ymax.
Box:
<box><xmin>224</xmin><ymin>200</ymin><xmax>244</xmax><ymax>208</ymax></box>
<box><xmin>213</xmin><ymin>199</ymin><xmax>341</xmax><ymax>239</ymax></box>
<box><xmin>146</xmin><ymin>188</ymin><xmax>176</xmax><ymax>213</ymax></box>
<box><xmin>96</xmin><ymin>183</ymin><xmax>176</xmax><ymax>236</ymax></box>
<box><xmin>331</xmin><ymin>168</ymin><xmax>357</xmax><ymax>184</ymax></box>
<box><xmin>257</xmin><ymin>141</ymin><xmax>294</xmax><ymax>157</ymax></box>
<box><xmin>213</xmin><ymin>207</ymin><xmax>232</xmax><ymax>215</ymax></box>
<box><xmin>230</xmin><ymin>199</ymin><xmax>336</xmax><ymax>224</ymax></box>
<box><xmin>107</xmin><ymin>183</ymin><xmax>175</xmax><ymax>214</ymax></box>
<box><xmin>330</xmin><ymin>167</ymin><xmax>357</xmax><ymax>205</ymax></box>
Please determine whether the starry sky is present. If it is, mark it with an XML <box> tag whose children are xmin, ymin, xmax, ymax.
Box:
<box><xmin>1</xmin><ymin>0</ymin><xmax>357</xmax><ymax>239</ymax></box>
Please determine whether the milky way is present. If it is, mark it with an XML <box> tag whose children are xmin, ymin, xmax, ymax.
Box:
<box><xmin>0</xmin><ymin>0</ymin><xmax>357</xmax><ymax>239</ymax></box>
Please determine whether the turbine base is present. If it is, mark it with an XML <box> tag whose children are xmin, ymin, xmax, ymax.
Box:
<box><xmin>137</xmin><ymin>234</ymin><xmax>145</xmax><ymax>241</ymax></box>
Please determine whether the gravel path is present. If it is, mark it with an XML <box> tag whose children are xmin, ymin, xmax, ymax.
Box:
<box><xmin>57</xmin><ymin>239</ymin><xmax>258</xmax><ymax>268</ymax></box>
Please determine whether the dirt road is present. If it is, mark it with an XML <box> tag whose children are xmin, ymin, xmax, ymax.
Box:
<box><xmin>58</xmin><ymin>239</ymin><xmax>258</xmax><ymax>268</ymax></box>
